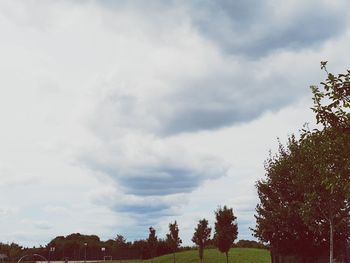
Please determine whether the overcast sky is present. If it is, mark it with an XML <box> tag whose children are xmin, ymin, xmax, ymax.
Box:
<box><xmin>0</xmin><ymin>0</ymin><xmax>350</xmax><ymax>247</ymax></box>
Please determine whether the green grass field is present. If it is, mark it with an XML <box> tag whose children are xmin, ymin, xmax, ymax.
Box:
<box><xmin>109</xmin><ymin>248</ymin><xmax>271</xmax><ymax>263</ymax></box>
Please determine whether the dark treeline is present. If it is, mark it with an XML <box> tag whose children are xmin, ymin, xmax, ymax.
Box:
<box><xmin>234</xmin><ymin>240</ymin><xmax>267</xmax><ymax>249</ymax></box>
<box><xmin>0</xmin><ymin>206</ymin><xmax>264</xmax><ymax>263</ymax></box>
<box><xmin>0</xmin><ymin>233</ymin><xmax>190</xmax><ymax>261</ymax></box>
<box><xmin>0</xmin><ymin>233</ymin><xmax>184</xmax><ymax>261</ymax></box>
<box><xmin>0</xmin><ymin>234</ymin><xmax>260</xmax><ymax>262</ymax></box>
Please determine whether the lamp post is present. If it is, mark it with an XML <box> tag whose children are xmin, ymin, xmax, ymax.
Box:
<box><xmin>101</xmin><ymin>247</ymin><xmax>105</xmax><ymax>261</ymax></box>
<box><xmin>49</xmin><ymin>247</ymin><xmax>55</xmax><ymax>263</ymax></box>
<box><xmin>84</xmin><ymin>243</ymin><xmax>87</xmax><ymax>263</ymax></box>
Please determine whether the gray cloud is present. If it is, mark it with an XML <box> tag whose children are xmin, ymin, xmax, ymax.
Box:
<box><xmin>35</xmin><ymin>221</ymin><xmax>52</xmax><ymax>230</ymax></box>
<box><xmin>98</xmin><ymin>0</ymin><xmax>347</xmax><ymax>58</ymax></box>
<box><xmin>119</xmin><ymin>168</ymin><xmax>201</xmax><ymax>196</ymax></box>
<box><xmin>86</xmin><ymin>0</ymin><xmax>349</xmax><ymax>136</ymax></box>
<box><xmin>159</xmin><ymin>73</ymin><xmax>293</xmax><ymax>135</ymax></box>
<box><xmin>83</xmin><ymin>152</ymin><xmax>227</xmax><ymax>197</ymax></box>
<box><xmin>91</xmin><ymin>62</ymin><xmax>303</xmax><ymax>137</ymax></box>
<box><xmin>79</xmin><ymin>0</ymin><xmax>350</xmax><ymax>242</ymax></box>
<box><xmin>82</xmin><ymin>137</ymin><xmax>228</xmax><ymax>221</ymax></box>
<box><xmin>1</xmin><ymin>0</ymin><xmax>349</xmax><ymax>247</ymax></box>
<box><xmin>189</xmin><ymin>0</ymin><xmax>346</xmax><ymax>57</ymax></box>
<box><xmin>117</xmin><ymin>203</ymin><xmax>169</xmax><ymax>215</ymax></box>
<box><xmin>89</xmin><ymin>182</ymin><xmax>189</xmax><ymax>225</ymax></box>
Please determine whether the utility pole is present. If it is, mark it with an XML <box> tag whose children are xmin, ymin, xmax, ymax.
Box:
<box><xmin>84</xmin><ymin>243</ymin><xmax>87</xmax><ymax>263</ymax></box>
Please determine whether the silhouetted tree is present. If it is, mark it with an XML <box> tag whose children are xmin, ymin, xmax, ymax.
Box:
<box><xmin>255</xmin><ymin>64</ymin><xmax>350</xmax><ymax>263</ymax></box>
<box><xmin>310</xmin><ymin>63</ymin><xmax>350</xmax><ymax>263</ymax></box>
<box><xmin>166</xmin><ymin>221</ymin><xmax>182</xmax><ymax>263</ymax></box>
<box><xmin>156</xmin><ymin>238</ymin><xmax>173</xmax><ymax>257</ymax></box>
<box><xmin>254</xmin><ymin>139</ymin><xmax>327</xmax><ymax>261</ymax></box>
<box><xmin>147</xmin><ymin>227</ymin><xmax>157</xmax><ymax>261</ymax></box>
<box><xmin>311</xmin><ymin>61</ymin><xmax>350</xmax><ymax>130</ymax></box>
<box><xmin>214</xmin><ymin>206</ymin><xmax>238</xmax><ymax>263</ymax></box>
<box><xmin>115</xmin><ymin>235</ymin><xmax>128</xmax><ymax>248</ymax></box>
<box><xmin>192</xmin><ymin>218</ymin><xmax>211</xmax><ymax>263</ymax></box>
<box><xmin>0</xmin><ymin>242</ymin><xmax>22</xmax><ymax>261</ymax></box>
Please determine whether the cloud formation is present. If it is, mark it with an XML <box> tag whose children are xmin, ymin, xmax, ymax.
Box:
<box><xmin>0</xmin><ymin>0</ymin><xmax>350</xmax><ymax>246</ymax></box>
<box><xmin>189</xmin><ymin>0</ymin><xmax>348</xmax><ymax>57</ymax></box>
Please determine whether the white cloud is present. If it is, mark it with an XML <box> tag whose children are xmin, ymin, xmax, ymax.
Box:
<box><xmin>0</xmin><ymin>0</ymin><xmax>349</xmax><ymax>247</ymax></box>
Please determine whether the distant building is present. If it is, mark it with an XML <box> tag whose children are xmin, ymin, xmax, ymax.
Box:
<box><xmin>0</xmin><ymin>254</ymin><xmax>8</xmax><ymax>262</ymax></box>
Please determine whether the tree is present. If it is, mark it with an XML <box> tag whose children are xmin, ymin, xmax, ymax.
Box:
<box><xmin>298</xmin><ymin>129</ymin><xmax>350</xmax><ymax>263</ymax></box>
<box><xmin>255</xmin><ymin>130</ymin><xmax>350</xmax><ymax>262</ymax></box>
<box><xmin>0</xmin><ymin>242</ymin><xmax>22</xmax><ymax>262</ymax></box>
<box><xmin>305</xmin><ymin>63</ymin><xmax>350</xmax><ymax>263</ymax></box>
<box><xmin>214</xmin><ymin>206</ymin><xmax>238</xmax><ymax>263</ymax></box>
<box><xmin>115</xmin><ymin>235</ymin><xmax>127</xmax><ymax>248</ymax></box>
<box><xmin>311</xmin><ymin>61</ymin><xmax>350</xmax><ymax>130</ymax></box>
<box><xmin>192</xmin><ymin>219</ymin><xmax>212</xmax><ymax>263</ymax></box>
<box><xmin>254</xmin><ymin>138</ymin><xmax>332</xmax><ymax>261</ymax></box>
<box><xmin>166</xmin><ymin>221</ymin><xmax>182</xmax><ymax>263</ymax></box>
<box><xmin>147</xmin><ymin>227</ymin><xmax>157</xmax><ymax>261</ymax></box>
<box><xmin>254</xmin><ymin>64</ymin><xmax>350</xmax><ymax>262</ymax></box>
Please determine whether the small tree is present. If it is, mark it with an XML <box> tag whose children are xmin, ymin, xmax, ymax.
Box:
<box><xmin>166</xmin><ymin>221</ymin><xmax>182</xmax><ymax>263</ymax></box>
<box><xmin>115</xmin><ymin>235</ymin><xmax>127</xmax><ymax>248</ymax></box>
<box><xmin>147</xmin><ymin>227</ymin><xmax>157</xmax><ymax>261</ymax></box>
<box><xmin>311</xmin><ymin>61</ymin><xmax>350</xmax><ymax>130</ymax></box>
<box><xmin>214</xmin><ymin>206</ymin><xmax>238</xmax><ymax>263</ymax></box>
<box><xmin>192</xmin><ymin>219</ymin><xmax>211</xmax><ymax>263</ymax></box>
<box><xmin>309</xmin><ymin>62</ymin><xmax>350</xmax><ymax>263</ymax></box>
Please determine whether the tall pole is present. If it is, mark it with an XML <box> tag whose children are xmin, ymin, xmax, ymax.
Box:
<box><xmin>49</xmin><ymin>247</ymin><xmax>55</xmax><ymax>263</ymax></box>
<box><xmin>101</xmin><ymin>247</ymin><xmax>105</xmax><ymax>261</ymax></box>
<box><xmin>84</xmin><ymin>243</ymin><xmax>87</xmax><ymax>263</ymax></box>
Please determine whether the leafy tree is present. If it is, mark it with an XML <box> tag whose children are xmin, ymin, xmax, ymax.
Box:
<box><xmin>192</xmin><ymin>219</ymin><xmax>212</xmax><ymax>263</ymax></box>
<box><xmin>311</xmin><ymin>61</ymin><xmax>350</xmax><ymax>129</ymax></box>
<box><xmin>305</xmin><ymin>63</ymin><xmax>350</xmax><ymax>263</ymax></box>
<box><xmin>214</xmin><ymin>206</ymin><xmax>238</xmax><ymax>263</ymax></box>
<box><xmin>115</xmin><ymin>235</ymin><xmax>127</xmax><ymax>248</ymax></box>
<box><xmin>166</xmin><ymin>221</ymin><xmax>182</xmax><ymax>263</ymax></box>
<box><xmin>298</xmin><ymin>129</ymin><xmax>350</xmax><ymax>262</ymax></box>
<box><xmin>0</xmin><ymin>242</ymin><xmax>22</xmax><ymax>261</ymax></box>
<box><xmin>255</xmin><ymin>130</ymin><xmax>350</xmax><ymax>262</ymax></box>
<box><xmin>254</xmin><ymin>138</ymin><xmax>329</xmax><ymax>261</ymax></box>
<box><xmin>255</xmin><ymin>64</ymin><xmax>350</xmax><ymax>263</ymax></box>
<box><xmin>147</xmin><ymin>227</ymin><xmax>157</xmax><ymax>261</ymax></box>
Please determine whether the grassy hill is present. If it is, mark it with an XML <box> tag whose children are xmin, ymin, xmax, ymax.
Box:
<box><xmin>110</xmin><ymin>248</ymin><xmax>271</xmax><ymax>263</ymax></box>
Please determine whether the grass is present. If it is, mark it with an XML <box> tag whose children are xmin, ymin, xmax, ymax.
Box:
<box><xmin>108</xmin><ymin>248</ymin><xmax>271</xmax><ymax>263</ymax></box>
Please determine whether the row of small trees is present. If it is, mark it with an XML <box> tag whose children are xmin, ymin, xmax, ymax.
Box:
<box><xmin>147</xmin><ymin>206</ymin><xmax>238</xmax><ymax>263</ymax></box>
<box><xmin>0</xmin><ymin>207</ymin><xmax>239</xmax><ymax>263</ymax></box>
<box><xmin>254</xmin><ymin>63</ymin><xmax>350</xmax><ymax>262</ymax></box>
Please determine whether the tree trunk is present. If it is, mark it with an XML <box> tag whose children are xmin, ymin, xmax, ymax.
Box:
<box><xmin>330</xmin><ymin>220</ymin><xmax>334</xmax><ymax>263</ymax></box>
<box><xmin>225</xmin><ymin>251</ymin><xmax>228</xmax><ymax>263</ymax></box>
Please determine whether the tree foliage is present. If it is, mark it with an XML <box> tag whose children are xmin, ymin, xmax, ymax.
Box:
<box><xmin>147</xmin><ymin>227</ymin><xmax>157</xmax><ymax>260</ymax></box>
<box><xmin>192</xmin><ymin>218</ymin><xmax>212</xmax><ymax>263</ymax></box>
<box><xmin>0</xmin><ymin>243</ymin><xmax>22</xmax><ymax>261</ymax></box>
<box><xmin>311</xmin><ymin>61</ymin><xmax>350</xmax><ymax>129</ymax></box>
<box><xmin>254</xmin><ymin>64</ymin><xmax>350</xmax><ymax>262</ymax></box>
<box><xmin>214</xmin><ymin>206</ymin><xmax>238</xmax><ymax>263</ymax></box>
<box><xmin>167</xmin><ymin>221</ymin><xmax>182</xmax><ymax>263</ymax></box>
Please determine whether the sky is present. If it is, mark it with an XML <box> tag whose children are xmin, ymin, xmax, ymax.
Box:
<box><xmin>0</xmin><ymin>0</ymin><xmax>350</xmax><ymax>247</ymax></box>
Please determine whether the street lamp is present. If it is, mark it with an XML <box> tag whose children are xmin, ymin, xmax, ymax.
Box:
<box><xmin>84</xmin><ymin>243</ymin><xmax>87</xmax><ymax>263</ymax></box>
<box><xmin>101</xmin><ymin>247</ymin><xmax>105</xmax><ymax>261</ymax></box>
<box><xmin>48</xmin><ymin>247</ymin><xmax>55</xmax><ymax>263</ymax></box>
